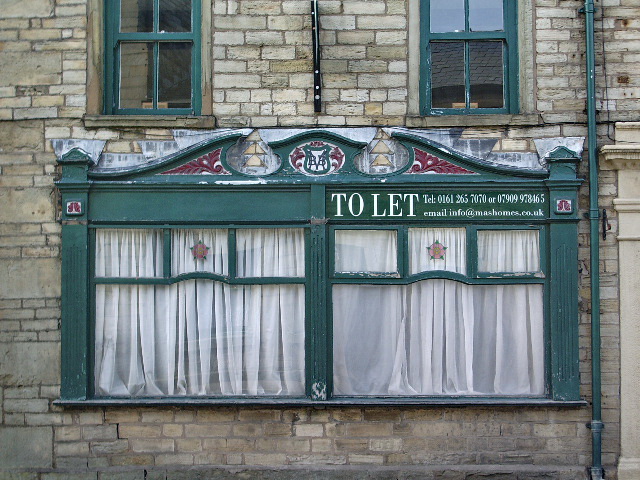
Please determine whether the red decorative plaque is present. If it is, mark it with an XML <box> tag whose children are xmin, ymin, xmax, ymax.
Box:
<box><xmin>161</xmin><ymin>149</ymin><xmax>230</xmax><ymax>175</ymax></box>
<box><xmin>409</xmin><ymin>149</ymin><xmax>476</xmax><ymax>174</ymax></box>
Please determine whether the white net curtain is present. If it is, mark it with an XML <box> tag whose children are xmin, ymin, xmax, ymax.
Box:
<box><xmin>94</xmin><ymin>226</ymin><xmax>544</xmax><ymax>398</ymax></box>
<box><xmin>94</xmin><ymin>228</ymin><xmax>305</xmax><ymax>397</ymax></box>
<box><xmin>335</xmin><ymin>229</ymin><xmax>398</xmax><ymax>273</ymax></box>
<box><xmin>333</xmin><ymin>228</ymin><xmax>544</xmax><ymax>396</ymax></box>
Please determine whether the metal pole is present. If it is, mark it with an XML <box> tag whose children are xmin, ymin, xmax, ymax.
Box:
<box><xmin>583</xmin><ymin>0</ymin><xmax>604</xmax><ymax>477</ymax></box>
<box><xmin>311</xmin><ymin>0</ymin><xmax>322</xmax><ymax>112</ymax></box>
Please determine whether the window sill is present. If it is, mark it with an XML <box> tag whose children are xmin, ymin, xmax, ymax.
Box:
<box><xmin>83</xmin><ymin>115</ymin><xmax>216</xmax><ymax>129</ymax></box>
<box><xmin>406</xmin><ymin>113</ymin><xmax>542</xmax><ymax>128</ymax></box>
<box><xmin>54</xmin><ymin>397</ymin><xmax>588</xmax><ymax>407</ymax></box>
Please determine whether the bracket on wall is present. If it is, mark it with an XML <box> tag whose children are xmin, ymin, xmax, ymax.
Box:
<box><xmin>311</xmin><ymin>0</ymin><xmax>322</xmax><ymax>112</ymax></box>
<box><xmin>602</xmin><ymin>209</ymin><xmax>611</xmax><ymax>240</ymax></box>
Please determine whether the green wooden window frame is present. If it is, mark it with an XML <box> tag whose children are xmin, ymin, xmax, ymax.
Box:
<box><xmin>419</xmin><ymin>0</ymin><xmax>519</xmax><ymax>115</ymax></box>
<box><xmin>104</xmin><ymin>0</ymin><xmax>201</xmax><ymax>115</ymax></box>
<box><xmin>89</xmin><ymin>225</ymin><xmax>309</xmax><ymax>399</ymax></box>
<box><xmin>329</xmin><ymin>224</ymin><xmax>545</xmax><ymax>282</ymax></box>
<box><xmin>327</xmin><ymin>224</ymin><xmax>548</xmax><ymax>399</ymax></box>
<box><xmin>55</xmin><ymin>132</ymin><xmax>584</xmax><ymax>405</ymax></box>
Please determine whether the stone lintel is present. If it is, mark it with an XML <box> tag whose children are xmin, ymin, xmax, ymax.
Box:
<box><xmin>405</xmin><ymin>113</ymin><xmax>541</xmax><ymax>128</ymax></box>
<box><xmin>83</xmin><ymin>115</ymin><xmax>217</xmax><ymax>129</ymax></box>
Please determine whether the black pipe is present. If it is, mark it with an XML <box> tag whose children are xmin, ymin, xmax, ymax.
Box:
<box><xmin>311</xmin><ymin>0</ymin><xmax>322</xmax><ymax>112</ymax></box>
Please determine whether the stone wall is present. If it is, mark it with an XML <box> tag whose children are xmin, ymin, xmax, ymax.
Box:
<box><xmin>0</xmin><ymin>0</ymin><xmax>630</xmax><ymax>477</ymax></box>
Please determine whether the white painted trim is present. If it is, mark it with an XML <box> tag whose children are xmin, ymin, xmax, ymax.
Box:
<box><xmin>617</xmin><ymin>458</ymin><xmax>640</xmax><ymax>480</ymax></box>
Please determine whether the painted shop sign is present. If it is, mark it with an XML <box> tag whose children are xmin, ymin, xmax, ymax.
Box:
<box><xmin>327</xmin><ymin>190</ymin><xmax>548</xmax><ymax>220</ymax></box>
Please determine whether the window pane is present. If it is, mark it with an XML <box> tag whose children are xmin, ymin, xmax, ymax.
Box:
<box><xmin>95</xmin><ymin>229</ymin><xmax>163</xmax><ymax>278</ymax></box>
<box><xmin>119</xmin><ymin>42</ymin><xmax>153</xmax><ymax>109</ymax></box>
<box><xmin>335</xmin><ymin>230</ymin><xmax>397</xmax><ymax>274</ymax></box>
<box><xmin>172</xmin><ymin>229</ymin><xmax>228</xmax><ymax>276</ymax></box>
<box><xmin>430</xmin><ymin>42</ymin><xmax>465</xmax><ymax>109</ymax></box>
<box><xmin>95</xmin><ymin>283</ymin><xmax>305</xmax><ymax>396</ymax></box>
<box><xmin>469</xmin><ymin>0</ymin><xmax>503</xmax><ymax>31</ymax></box>
<box><xmin>236</xmin><ymin>229</ymin><xmax>305</xmax><ymax>277</ymax></box>
<box><xmin>478</xmin><ymin>230</ymin><xmax>540</xmax><ymax>272</ymax></box>
<box><xmin>409</xmin><ymin>228</ymin><xmax>466</xmax><ymax>274</ymax></box>
<box><xmin>469</xmin><ymin>41</ymin><xmax>504</xmax><ymax>109</ymax></box>
<box><xmin>430</xmin><ymin>0</ymin><xmax>465</xmax><ymax>33</ymax></box>
<box><xmin>158</xmin><ymin>43</ymin><xmax>192</xmax><ymax>109</ymax></box>
<box><xmin>120</xmin><ymin>0</ymin><xmax>153</xmax><ymax>33</ymax></box>
<box><xmin>159</xmin><ymin>0</ymin><xmax>192</xmax><ymax>32</ymax></box>
<box><xmin>333</xmin><ymin>282</ymin><xmax>544</xmax><ymax>396</ymax></box>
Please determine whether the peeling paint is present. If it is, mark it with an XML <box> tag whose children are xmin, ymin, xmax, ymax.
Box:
<box><xmin>97</xmin><ymin>153</ymin><xmax>149</xmax><ymax>169</ymax></box>
<box><xmin>138</xmin><ymin>140</ymin><xmax>180</xmax><ymax>160</ymax></box>
<box><xmin>259</xmin><ymin>128</ymin><xmax>378</xmax><ymax>145</ymax></box>
<box><xmin>173</xmin><ymin>128</ymin><xmax>253</xmax><ymax>150</ymax></box>
<box><xmin>51</xmin><ymin>139</ymin><xmax>105</xmax><ymax>164</ymax></box>
<box><xmin>214</xmin><ymin>179</ymin><xmax>267</xmax><ymax>185</ymax></box>
<box><xmin>311</xmin><ymin>382</ymin><xmax>327</xmax><ymax>400</ymax></box>
<box><xmin>534</xmin><ymin>137</ymin><xmax>585</xmax><ymax>161</ymax></box>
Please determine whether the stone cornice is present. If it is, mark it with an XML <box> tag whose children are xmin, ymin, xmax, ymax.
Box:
<box><xmin>600</xmin><ymin>144</ymin><xmax>640</xmax><ymax>170</ymax></box>
<box><xmin>613</xmin><ymin>199</ymin><xmax>640</xmax><ymax>213</ymax></box>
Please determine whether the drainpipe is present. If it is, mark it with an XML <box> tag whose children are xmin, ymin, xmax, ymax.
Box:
<box><xmin>582</xmin><ymin>0</ymin><xmax>604</xmax><ymax>478</ymax></box>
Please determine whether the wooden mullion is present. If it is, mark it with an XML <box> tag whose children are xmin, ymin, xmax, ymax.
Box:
<box><xmin>464</xmin><ymin>0</ymin><xmax>470</xmax><ymax>32</ymax></box>
<box><xmin>309</xmin><ymin>185</ymin><xmax>329</xmax><ymax>400</ymax></box>
<box><xmin>464</xmin><ymin>41</ymin><xmax>471</xmax><ymax>110</ymax></box>
<box><xmin>228</xmin><ymin>229</ymin><xmax>237</xmax><ymax>279</ymax></box>
<box><xmin>152</xmin><ymin>41</ymin><xmax>159</xmax><ymax>109</ymax></box>
<box><xmin>163</xmin><ymin>228</ymin><xmax>171</xmax><ymax>278</ymax></box>
<box><xmin>153</xmin><ymin>0</ymin><xmax>160</xmax><ymax>32</ymax></box>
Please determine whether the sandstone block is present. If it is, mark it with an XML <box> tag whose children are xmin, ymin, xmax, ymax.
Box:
<box><xmin>0</xmin><ymin>120</ymin><xmax>44</xmax><ymax>151</ymax></box>
<box><xmin>294</xmin><ymin>424</ymin><xmax>324</xmax><ymax>437</ymax></box>
<box><xmin>245</xmin><ymin>32</ymin><xmax>284</xmax><ymax>46</ymax></box>
<box><xmin>0</xmin><ymin>53</ymin><xmax>61</xmax><ymax>86</ymax></box>
<box><xmin>268</xmin><ymin>16</ymin><xmax>304</xmax><ymax>31</ymax></box>
<box><xmin>0</xmin><ymin>258</ymin><xmax>60</xmax><ymax>299</ymax></box>
<box><xmin>213</xmin><ymin>31</ymin><xmax>244</xmax><ymax>45</ymax></box>
<box><xmin>343</xmin><ymin>1</ymin><xmax>386</xmax><ymax>14</ymax></box>
<box><xmin>4</xmin><ymin>0</ymin><xmax>53</xmax><ymax>17</ymax></box>
<box><xmin>90</xmin><ymin>440</ymin><xmax>130</xmax><ymax>455</ymax></box>
<box><xmin>215</xmin><ymin>74</ymin><xmax>261</xmax><ymax>89</ymax></box>
<box><xmin>319</xmin><ymin>15</ymin><xmax>356</xmax><ymax>30</ymax></box>
<box><xmin>0</xmin><ymin>427</ymin><xmax>52</xmax><ymax>468</ymax></box>
<box><xmin>336</xmin><ymin>31</ymin><xmax>375</xmax><ymax>45</ymax></box>
<box><xmin>4</xmin><ymin>398</ymin><xmax>50</xmax><ymax>413</ymax></box>
<box><xmin>0</xmin><ymin>341</ymin><xmax>59</xmax><ymax>385</ymax></box>
<box><xmin>357</xmin><ymin>15</ymin><xmax>406</xmax><ymax>29</ymax></box>
<box><xmin>130</xmin><ymin>438</ymin><xmax>174</xmax><ymax>453</ymax></box>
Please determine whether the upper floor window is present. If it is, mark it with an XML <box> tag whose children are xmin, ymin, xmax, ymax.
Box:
<box><xmin>420</xmin><ymin>0</ymin><xmax>518</xmax><ymax>115</ymax></box>
<box><xmin>104</xmin><ymin>0</ymin><xmax>201</xmax><ymax>115</ymax></box>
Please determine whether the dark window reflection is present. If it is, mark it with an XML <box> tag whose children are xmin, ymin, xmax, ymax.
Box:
<box><xmin>431</xmin><ymin>42</ymin><xmax>465</xmax><ymax>109</ymax></box>
<box><xmin>469</xmin><ymin>41</ymin><xmax>504</xmax><ymax>108</ymax></box>
<box><xmin>120</xmin><ymin>0</ymin><xmax>153</xmax><ymax>33</ymax></box>
<box><xmin>159</xmin><ymin>0</ymin><xmax>192</xmax><ymax>32</ymax></box>
<box><xmin>469</xmin><ymin>0</ymin><xmax>504</xmax><ymax>31</ymax></box>
<box><xmin>159</xmin><ymin>43</ymin><xmax>192</xmax><ymax>108</ymax></box>
<box><xmin>430</xmin><ymin>0</ymin><xmax>465</xmax><ymax>33</ymax></box>
<box><xmin>120</xmin><ymin>42</ymin><xmax>153</xmax><ymax>108</ymax></box>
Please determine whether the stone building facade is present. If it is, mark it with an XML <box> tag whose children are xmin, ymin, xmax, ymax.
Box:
<box><xmin>0</xmin><ymin>0</ymin><xmax>636</xmax><ymax>478</ymax></box>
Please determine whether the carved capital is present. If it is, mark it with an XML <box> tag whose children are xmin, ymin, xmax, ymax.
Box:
<box><xmin>600</xmin><ymin>145</ymin><xmax>640</xmax><ymax>171</ymax></box>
